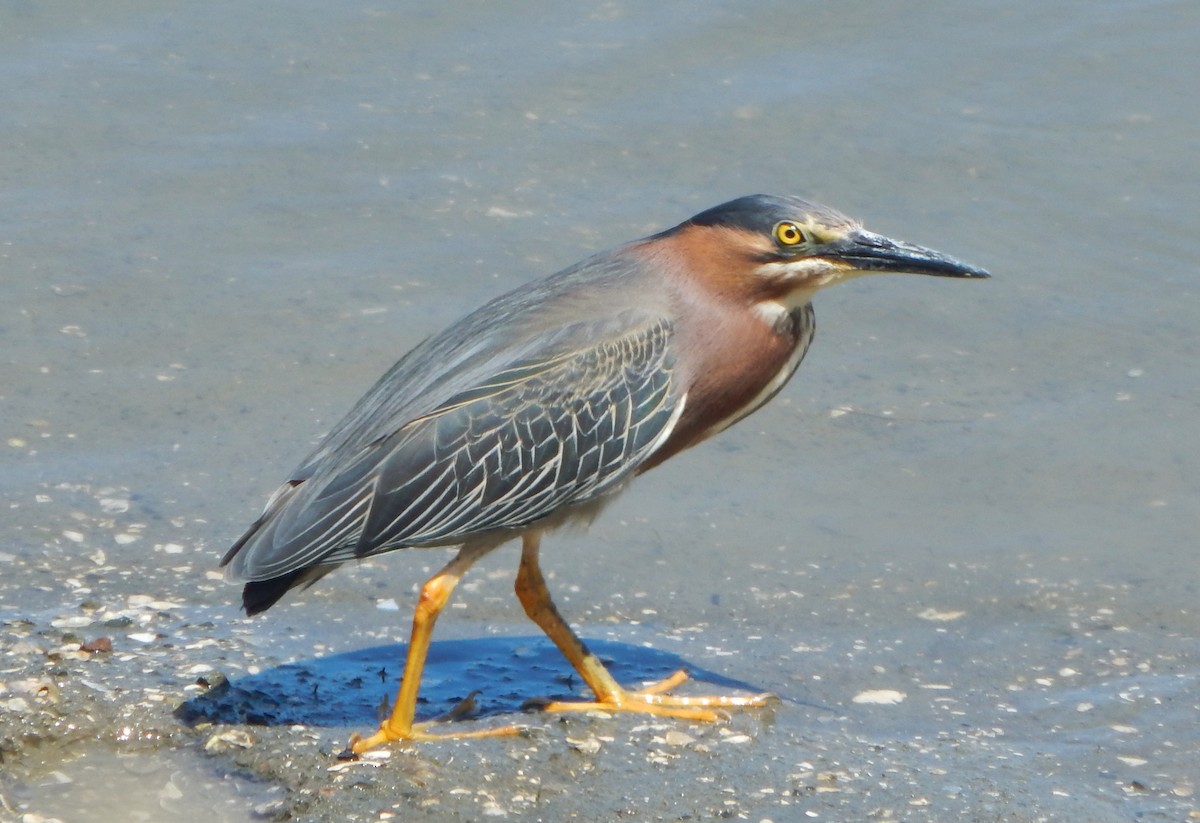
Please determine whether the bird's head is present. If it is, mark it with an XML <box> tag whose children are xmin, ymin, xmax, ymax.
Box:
<box><xmin>661</xmin><ymin>194</ymin><xmax>989</xmax><ymax>317</ymax></box>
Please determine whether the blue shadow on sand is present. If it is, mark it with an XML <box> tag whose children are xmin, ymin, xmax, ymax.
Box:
<box><xmin>175</xmin><ymin>635</ymin><xmax>767</xmax><ymax>728</ymax></box>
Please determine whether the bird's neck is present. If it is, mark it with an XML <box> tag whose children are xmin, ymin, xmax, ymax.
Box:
<box><xmin>642</xmin><ymin>298</ymin><xmax>815</xmax><ymax>471</ymax></box>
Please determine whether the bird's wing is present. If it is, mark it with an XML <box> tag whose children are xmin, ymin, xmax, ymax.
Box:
<box><xmin>224</xmin><ymin>316</ymin><xmax>679</xmax><ymax>581</ymax></box>
<box><xmin>284</xmin><ymin>249</ymin><xmax>658</xmax><ymax>483</ymax></box>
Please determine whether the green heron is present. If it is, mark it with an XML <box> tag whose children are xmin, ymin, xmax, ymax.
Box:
<box><xmin>222</xmin><ymin>194</ymin><xmax>988</xmax><ymax>753</ymax></box>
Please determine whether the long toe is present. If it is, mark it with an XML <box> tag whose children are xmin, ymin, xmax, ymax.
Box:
<box><xmin>536</xmin><ymin>697</ymin><xmax>725</xmax><ymax>723</ymax></box>
<box><xmin>531</xmin><ymin>678</ymin><xmax>776</xmax><ymax>723</ymax></box>
<box><xmin>346</xmin><ymin>719</ymin><xmax>525</xmax><ymax>756</ymax></box>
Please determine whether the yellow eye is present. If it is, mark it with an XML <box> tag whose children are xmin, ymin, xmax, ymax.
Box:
<box><xmin>774</xmin><ymin>221</ymin><xmax>807</xmax><ymax>246</ymax></box>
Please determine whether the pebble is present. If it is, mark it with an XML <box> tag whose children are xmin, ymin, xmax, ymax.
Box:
<box><xmin>81</xmin><ymin>637</ymin><xmax>113</xmax><ymax>653</ymax></box>
<box><xmin>98</xmin><ymin>498</ymin><xmax>130</xmax><ymax>514</ymax></box>
<box><xmin>9</xmin><ymin>642</ymin><xmax>42</xmax><ymax>656</ymax></box>
<box><xmin>253</xmin><ymin>800</ymin><xmax>288</xmax><ymax>818</ymax></box>
<box><xmin>51</xmin><ymin>616</ymin><xmax>93</xmax><ymax>629</ymax></box>
<box><xmin>17</xmin><ymin>813</ymin><xmax>64</xmax><ymax>823</ymax></box>
<box><xmin>205</xmin><ymin>728</ymin><xmax>256</xmax><ymax>753</ymax></box>
<box><xmin>567</xmin><ymin>736</ymin><xmax>602</xmax><ymax>754</ymax></box>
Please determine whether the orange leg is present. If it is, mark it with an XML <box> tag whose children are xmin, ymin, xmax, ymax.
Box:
<box><xmin>348</xmin><ymin>545</ymin><xmax>522</xmax><ymax>754</ymax></box>
<box><xmin>514</xmin><ymin>532</ymin><xmax>775</xmax><ymax>721</ymax></box>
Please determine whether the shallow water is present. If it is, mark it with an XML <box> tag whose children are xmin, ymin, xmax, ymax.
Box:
<box><xmin>7</xmin><ymin>747</ymin><xmax>276</xmax><ymax>823</ymax></box>
<box><xmin>3</xmin><ymin>1</ymin><xmax>1198</xmax><ymax>820</ymax></box>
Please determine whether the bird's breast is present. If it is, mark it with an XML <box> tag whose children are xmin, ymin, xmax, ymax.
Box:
<box><xmin>642</xmin><ymin>300</ymin><xmax>815</xmax><ymax>470</ymax></box>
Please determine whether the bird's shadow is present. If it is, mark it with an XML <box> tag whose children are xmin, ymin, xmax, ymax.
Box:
<box><xmin>175</xmin><ymin>635</ymin><xmax>766</xmax><ymax>728</ymax></box>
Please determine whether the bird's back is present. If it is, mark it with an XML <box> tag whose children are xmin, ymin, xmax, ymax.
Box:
<box><xmin>222</xmin><ymin>243</ymin><xmax>683</xmax><ymax>609</ymax></box>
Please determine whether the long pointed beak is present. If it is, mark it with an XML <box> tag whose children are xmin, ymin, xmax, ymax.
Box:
<box><xmin>827</xmin><ymin>230</ymin><xmax>990</xmax><ymax>279</ymax></box>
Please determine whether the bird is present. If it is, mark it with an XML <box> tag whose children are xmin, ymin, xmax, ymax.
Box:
<box><xmin>221</xmin><ymin>193</ymin><xmax>988</xmax><ymax>754</ymax></box>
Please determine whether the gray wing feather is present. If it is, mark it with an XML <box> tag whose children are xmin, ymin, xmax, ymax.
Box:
<box><xmin>358</xmin><ymin>317</ymin><xmax>676</xmax><ymax>551</ymax></box>
<box><xmin>227</xmin><ymin>316</ymin><xmax>677</xmax><ymax>581</ymax></box>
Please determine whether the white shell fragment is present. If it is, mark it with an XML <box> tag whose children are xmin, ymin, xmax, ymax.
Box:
<box><xmin>204</xmin><ymin>729</ymin><xmax>256</xmax><ymax>753</ymax></box>
<box><xmin>851</xmin><ymin>689</ymin><xmax>907</xmax><ymax>705</ymax></box>
<box><xmin>916</xmin><ymin>608</ymin><xmax>966</xmax><ymax>622</ymax></box>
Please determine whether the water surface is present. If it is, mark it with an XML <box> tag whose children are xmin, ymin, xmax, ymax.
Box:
<box><xmin>3</xmin><ymin>2</ymin><xmax>1197</xmax><ymax>820</ymax></box>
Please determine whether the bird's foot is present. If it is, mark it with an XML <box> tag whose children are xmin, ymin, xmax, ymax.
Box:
<box><xmin>342</xmin><ymin>720</ymin><xmax>524</xmax><ymax>757</ymax></box>
<box><xmin>341</xmin><ymin>692</ymin><xmax>525</xmax><ymax>757</ymax></box>
<box><xmin>525</xmin><ymin>668</ymin><xmax>777</xmax><ymax>722</ymax></box>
